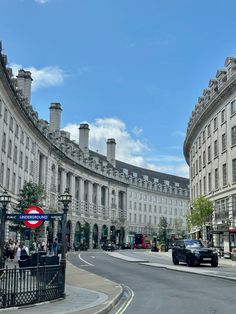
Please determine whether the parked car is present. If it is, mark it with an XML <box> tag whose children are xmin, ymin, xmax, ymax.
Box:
<box><xmin>102</xmin><ymin>241</ymin><xmax>117</xmax><ymax>251</ymax></box>
<box><xmin>172</xmin><ymin>239</ymin><xmax>218</xmax><ymax>267</ymax></box>
<box><xmin>121</xmin><ymin>243</ymin><xmax>132</xmax><ymax>249</ymax></box>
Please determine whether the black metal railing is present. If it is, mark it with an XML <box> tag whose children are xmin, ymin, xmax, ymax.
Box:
<box><xmin>0</xmin><ymin>265</ymin><xmax>64</xmax><ymax>308</ymax></box>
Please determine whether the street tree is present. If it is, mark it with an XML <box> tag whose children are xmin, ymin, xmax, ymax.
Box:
<box><xmin>17</xmin><ymin>181</ymin><xmax>46</xmax><ymax>212</ymax></box>
<box><xmin>188</xmin><ymin>195</ymin><xmax>214</xmax><ymax>228</ymax></box>
<box><xmin>13</xmin><ymin>181</ymin><xmax>46</xmax><ymax>244</ymax></box>
<box><xmin>158</xmin><ymin>216</ymin><xmax>168</xmax><ymax>249</ymax></box>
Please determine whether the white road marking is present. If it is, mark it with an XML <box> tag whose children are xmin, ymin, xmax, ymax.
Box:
<box><xmin>90</xmin><ymin>256</ymin><xmax>95</xmax><ymax>259</ymax></box>
<box><xmin>78</xmin><ymin>253</ymin><xmax>94</xmax><ymax>266</ymax></box>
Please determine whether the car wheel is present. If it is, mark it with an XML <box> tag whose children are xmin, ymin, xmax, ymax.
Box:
<box><xmin>186</xmin><ymin>255</ymin><xmax>194</xmax><ymax>267</ymax></box>
<box><xmin>211</xmin><ymin>260</ymin><xmax>218</xmax><ymax>267</ymax></box>
<box><xmin>172</xmin><ymin>256</ymin><xmax>179</xmax><ymax>265</ymax></box>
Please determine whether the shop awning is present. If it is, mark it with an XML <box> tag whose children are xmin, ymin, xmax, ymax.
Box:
<box><xmin>225</xmin><ymin>228</ymin><xmax>236</xmax><ymax>233</ymax></box>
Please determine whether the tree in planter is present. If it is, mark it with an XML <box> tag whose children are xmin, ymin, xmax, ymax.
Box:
<box><xmin>187</xmin><ymin>196</ymin><xmax>214</xmax><ymax>238</ymax></box>
<box><xmin>15</xmin><ymin>181</ymin><xmax>46</xmax><ymax>249</ymax></box>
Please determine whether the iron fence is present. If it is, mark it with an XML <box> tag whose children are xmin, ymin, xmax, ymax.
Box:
<box><xmin>0</xmin><ymin>265</ymin><xmax>64</xmax><ymax>308</ymax></box>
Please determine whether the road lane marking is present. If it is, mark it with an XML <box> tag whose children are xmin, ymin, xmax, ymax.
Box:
<box><xmin>78</xmin><ymin>253</ymin><xmax>94</xmax><ymax>266</ymax></box>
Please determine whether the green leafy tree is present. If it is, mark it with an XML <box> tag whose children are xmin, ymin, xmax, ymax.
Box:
<box><xmin>188</xmin><ymin>196</ymin><xmax>213</xmax><ymax>228</ymax></box>
<box><xmin>17</xmin><ymin>181</ymin><xmax>46</xmax><ymax>212</ymax></box>
<box><xmin>158</xmin><ymin>216</ymin><xmax>168</xmax><ymax>247</ymax></box>
<box><xmin>14</xmin><ymin>181</ymin><xmax>46</xmax><ymax>246</ymax></box>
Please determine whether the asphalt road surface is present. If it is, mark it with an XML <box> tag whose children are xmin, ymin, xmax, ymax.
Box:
<box><xmin>68</xmin><ymin>251</ymin><xmax>236</xmax><ymax>314</ymax></box>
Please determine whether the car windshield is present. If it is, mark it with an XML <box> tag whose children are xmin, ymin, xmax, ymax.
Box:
<box><xmin>185</xmin><ymin>240</ymin><xmax>204</xmax><ymax>248</ymax></box>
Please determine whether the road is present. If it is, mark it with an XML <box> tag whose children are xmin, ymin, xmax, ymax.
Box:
<box><xmin>68</xmin><ymin>250</ymin><xmax>236</xmax><ymax>314</ymax></box>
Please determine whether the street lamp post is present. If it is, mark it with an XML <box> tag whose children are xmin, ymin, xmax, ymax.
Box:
<box><xmin>0</xmin><ymin>190</ymin><xmax>11</xmax><ymax>269</ymax></box>
<box><xmin>58</xmin><ymin>188</ymin><xmax>72</xmax><ymax>297</ymax></box>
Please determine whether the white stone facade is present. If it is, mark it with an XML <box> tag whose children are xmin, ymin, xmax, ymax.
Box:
<box><xmin>0</xmin><ymin>44</ymin><xmax>189</xmax><ymax>248</ymax></box>
<box><xmin>184</xmin><ymin>56</ymin><xmax>236</xmax><ymax>253</ymax></box>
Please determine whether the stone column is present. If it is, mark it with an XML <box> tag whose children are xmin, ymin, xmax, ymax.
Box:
<box><xmin>70</xmin><ymin>175</ymin><xmax>76</xmax><ymax>199</ymax></box>
<box><xmin>79</xmin><ymin>178</ymin><xmax>84</xmax><ymax>201</ymax></box>
<box><xmin>88</xmin><ymin>181</ymin><xmax>93</xmax><ymax>204</ymax></box>
<box><xmin>97</xmin><ymin>185</ymin><xmax>101</xmax><ymax>206</ymax></box>
<box><xmin>61</xmin><ymin>169</ymin><xmax>67</xmax><ymax>194</ymax></box>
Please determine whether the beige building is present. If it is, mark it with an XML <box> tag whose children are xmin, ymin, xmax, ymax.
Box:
<box><xmin>0</xmin><ymin>43</ymin><xmax>189</xmax><ymax>249</ymax></box>
<box><xmin>184</xmin><ymin>56</ymin><xmax>236</xmax><ymax>256</ymax></box>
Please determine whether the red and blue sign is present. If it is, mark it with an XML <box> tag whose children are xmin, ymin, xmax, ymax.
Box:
<box><xmin>22</xmin><ymin>206</ymin><xmax>47</xmax><ymax>229</ymax></box>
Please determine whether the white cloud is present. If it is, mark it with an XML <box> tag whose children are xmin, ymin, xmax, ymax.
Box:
<box><xmin>172</xmin><ymin>130</ymin><xmax>186</xmax><ymax>137</ymax></box>
<box><xmin>132</xmin><ymin>126</ymin><xmax>143</xmax><ymax>136</ymax></box>
<box><xmin>34</xmin><ymin>0</ymin><xmax>49</xmax><ymax>4</ymax></box>
<box><xmin>63</xmin><ymin>117</ymin><xmax>189</xmax><ymax>178</ymax></box>
<box><xmin>11</xmin><ymin>63</ymin><xmax>66</xmax><ymax>91</ymax></box>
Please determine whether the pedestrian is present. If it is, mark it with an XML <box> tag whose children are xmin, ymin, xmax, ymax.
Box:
<box><xmin>18</xmin><ymin>244</ymin><xmax>29</xmax><ymax>280</ymax></box>
<box><xmin>52</xmin><ymin>238</ymin><xmax>58</xmax><ymax>256</ymax></box>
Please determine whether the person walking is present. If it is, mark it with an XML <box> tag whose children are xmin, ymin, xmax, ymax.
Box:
<box><xmin>18</xmin><ymin>244</ymin><xmax>29</xmax><ymax>280</ymax></box>
<box><xmin>52</xmin><ymin>239</ymin><xmax>58</xmax><ymax>256</ymax></box>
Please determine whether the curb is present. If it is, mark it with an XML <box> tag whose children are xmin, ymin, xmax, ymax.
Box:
<box><xmin>141</xmin><ymin>262</ymin><xmax>236</xmax><ymax>282</ymax></box>
<box><xmin>93</xmin><ymin>284</ymin><xmax>124</xmax><ymax>314</ymax></box>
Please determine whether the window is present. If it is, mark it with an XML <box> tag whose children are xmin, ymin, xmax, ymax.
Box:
<box><xmin>203</xmin><ymin>151</ymin><xmax>206</xmax><ymax>167</ymax></box>
<box><xmin>195</xmin><ymin>160</ymin><xmax>198</xmax><ymax>174</ymax></box>
<box><xmin>7</xmin><ymin>139</ymin><xmax>12</xmax><ymax>158</ymax></box>
<box><xmin>144</xmin><ymin>215</ymin><xmax>146</xmax><ymax>223</ymax></box>
<box><xmin>232</xmin><ymin>126</ymin><xmax>236</xmax><ymax>146</ymax></box>
<box><xmin>12</xmin><ymin>172</ymin><xmax>16</xmax><ymax>193</ymax></box>
<box><xmin>199</xmin><ymin>155</ymin><xmax>202</xmax><ymax>171</ymax></box>
<box><xmin>232</xmin><ymin>159</ymin><xmax>236</xmax><ymax>183</ymax></box>
<box><xmin>214</xmin><ymin>117</ymin><xmax>218</xmax><ymax>130</ymax></box>
<box><xmin>222</xmin><ymin>133</ymin><xmax>226</xmax><ymax>152</ymax></box>
<box><xmin>20</xmin><ymin>130</ymin><xmax>24</xmax><ymax>144</ymax></box>
<box><xmin>18</xmin><ymin>176</ymin><xmax>22</xmax><ymax>193</ymax></box>
<box><xmin>198</xmin><ymin>136</ymin><xmax>201</xmax><ymax>148</ymax></box>
<box><xmin>199</xmin><ymin>179</ymin><xmax>202</xmax><ymax>195</ymax></box>
<box><xmin>139</xmin><ymin>203</ymin><xmax>142</xmax><ymax>211</ymax></box>
<box><xmin>207</xmin><ymin>124</ymin><xmax>211</xmax><ymax>137</ymax></box>
<box><xmin>30</xmin><ymin>160</ymin><xmax>34</xmax><ymax>175</ymax></box>
<box><xmin>215</xmin><ymin>168</ymin><xmax>219</xmax><ymax>190</ymax></box>
<box><xmin>231</xmin><ymin>100</ymin><xmax>236</xmax><ymax>115</ymax></box>
<box><xmin>19</xmin><ymin>151</ymin><xmax>23</xmax><ymax>168</ymax></box>
<box><xmin>15</xmin><ymin>124</ymin><xmax>19</xmax><ymax>138</ymax></box>
<box><xmin>208</xmin><ymin>173</ymin><xmax>212</xmax><ymax>193</ymax></box>
<box><xmin>4</xmin><ymin>108</ymin><xmax>8</xmax><ymax>124</ymax></box>
<box><xmin>2</xmin><ymin>133</ymin><xmax>6</xmax><ymax>152</ymax></box>
<box><xmin>0</xmin><ymin>163</ymin><xmax>4</xmax><ymax>185</ymax></box>
<box><xmin>25</xmin><ymin>156</ymin><xmax>28</xmax><ymax>172</ymax></box>
<box><xmin>221</xmin><ymin>109</ymin><xmax>225</xmax><ymax>124</ymax></box>
<box><xmin>208</xmin><ymin>145</ymin><xmax>211</xmax><ymax>163</ymax></box>
<box><xmin>6</xmin><ymin>168</ymin><xmax>10</xmax><ymax>190</ymax></box>
<box><xmin>203</xmin><ymin>176</ymin><xmax>206</xmax><ymax>195</ymax></box>
<box><xmin>222</xmin><ymin>164</ymin><xmax>227</xmax><ymax>186</ymax></box>
<box><xmin>9</xmin><ymin>116</ymin><xmax>13</xmax><ymax>131</ymax></box>
<box><xmin>26</xmin><ymin>136</ymin><xmax>30</xmax><ymax>149</ymax></box>
<box><xmin>214</xmin><ymin>140</ymin><xmax>218</xmax><ymax>157</ymax></box>
<box><xmin>202</xmin><ymin>130</ymin><xmax>206</xmax><ymax>142</ymax></box>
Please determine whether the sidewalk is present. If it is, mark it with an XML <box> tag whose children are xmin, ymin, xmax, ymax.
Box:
<box><xmin>0</xmin><ymin>260</ymin><xmax>123</xmax><ymax>314</ymax></box>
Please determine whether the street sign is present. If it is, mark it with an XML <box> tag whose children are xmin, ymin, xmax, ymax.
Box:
<box><xmin>5</xmin><ymin>211</ymin><xmax>63</xmax><ymax>223</ymax></box>
<box><xmin>23</xmin><ymin>206</ymin><xmax>45</xmax><ymax>229</ymax></box>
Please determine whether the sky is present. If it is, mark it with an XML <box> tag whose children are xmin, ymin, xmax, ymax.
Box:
<box><xmin>1</xmin><ymin>0</ymin><xmax>236</xmax><ymax>178</ymax></box>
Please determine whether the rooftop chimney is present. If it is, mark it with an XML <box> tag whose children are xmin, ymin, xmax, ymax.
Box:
<box><xmin>16</xmin><ymin>69</ymin><xmax>33</xmax><ymax>103</ymax></box>
<box><xmin>79</xmin><ymin>124</ymin><xmax>90</xmax><ymax>157</ymax></box>
<box><xmin>49</xmin><ymin>103</ymin><xmax>62</xmax><ymax>132</ymax></box>
<box><xmin>106</xmin><ymin>138</ymin><xmax>116</xmax><ymax>167</ymax></box>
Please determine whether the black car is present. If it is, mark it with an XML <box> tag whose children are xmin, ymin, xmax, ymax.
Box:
<box><xmin>172</xmin><ymin>239</ymin><xmax>218</xmax><ymax>267</ymax></box>
<box><xmin>102</xmin><ymin>241</ymin><xmax>117</xmax><ymax>251</ymax></box>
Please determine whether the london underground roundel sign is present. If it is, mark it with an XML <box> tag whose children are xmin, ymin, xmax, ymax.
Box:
<box><xmin>23</xmin><ymin>206</ymin><xmax>44</xmax><ymax>229</ymax></box>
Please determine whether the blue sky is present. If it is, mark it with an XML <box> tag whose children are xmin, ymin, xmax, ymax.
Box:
<box><xmin>1</xmin><ymin>0</ymin><xmax>236</xmax><ymax>178</ymax></box>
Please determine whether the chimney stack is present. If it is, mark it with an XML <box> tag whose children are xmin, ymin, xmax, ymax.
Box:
<box><xmin>79</xmin><ymin>124</ymin><xmax>90</xmax><ymax>157</ymax></box>
<box><xmin>106</xmin><ymin>138</ymin><xmax>116</xmax><ymax>167</ymax></box>
<box><xmin>16</xmin><ymin>69</ymin><xmax>33</xmax><ymax>103</ymax></box>
<box><xmin>49</xmin><ymin>103</ymin><xmax>62</xmax><ymax>132</ymax></box>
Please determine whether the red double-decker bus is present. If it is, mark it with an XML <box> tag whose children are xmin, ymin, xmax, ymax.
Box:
<box><xmin>133</xmin><ymin>234</ymin><xmax>151</xmax><ymax>249</ymax></box>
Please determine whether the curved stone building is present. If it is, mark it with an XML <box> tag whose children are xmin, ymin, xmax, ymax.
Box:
<box><xmin>184</xmin><ymin>56</ymin><xmax>236</xmax><ymax>254</ymax></box>
<box><xmin>0</xmin><ymin>43</ymin><xmax>189</xmax><ymax>249</ymax></box>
